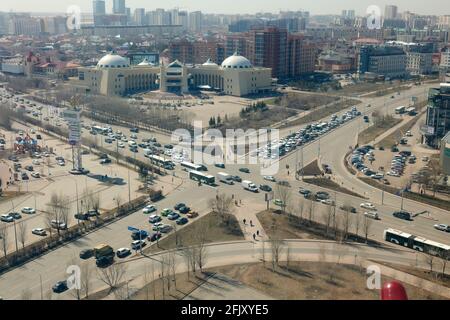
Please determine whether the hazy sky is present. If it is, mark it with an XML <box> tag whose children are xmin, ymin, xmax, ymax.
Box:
<box><xmin>0</xmin><ymin>0</ymin><xmax>449</xmax><ymax>15</ymax></box>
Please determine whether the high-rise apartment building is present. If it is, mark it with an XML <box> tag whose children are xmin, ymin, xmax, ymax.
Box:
<box><xmin>133</xmin><ymin>8</ymin><xmax>145</xmax><ymax>26</ymax></box>
<box><xmin>93</xmin><ymin>0</ymin><xmax>106</xmax><ymax>15</ymax></box>
<box><xmin>189</xmin><ymin>11</ymin><xmax>203</xmax><ymax>32</ymax></box>
<box><xmin>251</xmin><ymin>27</ymin><xmax>288</xmax><ymax>79</ymax></box>
<box><xmin>113</xmin><ymin>0</ymin><xmax>126</xmax><ymax>15</ymax></box>
<box><xmin>384</xmin><ymin>5</ymin><xmax>398</xmax><ymax>19</ymax></box>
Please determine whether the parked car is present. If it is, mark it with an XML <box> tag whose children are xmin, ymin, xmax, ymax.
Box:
<box><xmin>178</xmin><ymin>206</ymin><xmax>190</xmax><ymax>214</ymax></box>
<box><xmin>131</xmin><ymin>240</ymin><xmax>146</xmax><ymax>251</ymax></box>
<box><xmin>52</xmin><ymin>281</ymin><xmax>68</xmax><ymax>294</ymax></box>
<box><xmin>148</xmin><ymin>215</ymin><xmax>162</xmax><ymax>224</ymax></box>
<box><xmin>161</xmin><ymin>208</ymin><xmax>173</xmax><ymax>217</ymax></box>
<box><xmin>32</xmin><ymin>228</ymin><xmax>47</xmax><ymax>236</ymax></box>
<box><xmin>21</xmin><ymin>207</ymin><xmax>36</xmax><ymax>214</ymax></box>
<box><xmin>116</xmin><ymin>248</ymin><xmax>131</xmax><ymax>258</ymax></box>
<box><xmin>187</xmin><ymin>211</ymin><xmax>199</xmax><ymax>219</ymax></box>
<box><xmin>263</xmin><ymin>176</ymin><xmax>276</xmax><ymax>182</ymax></box>
<box><xmin>315</xmin><ymin>191</ymin><xmax>330</xmax><ymax>200</ymax></box>
<box><xmin>100</xmin><ymin>158</ymin><xmax>111</xmax><ymax>165</ymax></box>
<box><xmin>176</xmin><ymin>217</ymin><xmax>189</xmax><ymax>225</ymax></box>
<box><xmin>0</xmin><ymin>214</ymin><xmax>14</xmax><ymax>223</ymax></box>
<box><xmin>131</xmin><ymin>230</ymin><xmax>149</xmax><ymax>241</ymax></box>
<box><xmin>79</xmin><ymin>249</ymin><xmax>94</xmax><ymax>260</ymax></box>
<box><xmin>174</xmin><ymin>203</ymin><xmax>186</xmax><ymax>211</ymax></box>
<box><xmin>148</xmin><ymin>232</ymin><xmax>162</xmax><ymax>242</ymax></box>
<box><xmin>232</xmin><ymin>176</ymin><xmax>242</xmax><ymax>183</ymax></box>
<box><xmin>167</xmin><ymin>212</ymin><xmax>180</xmax><ymax>221</ymax></box>
<box><xmin>143</xmin><ymin>205</ymin><xmax>157</xmax><ymax>214</ymax></box>
<box><xmin>239</xmin><ymin>168</ymin><xmax>250</xmax><ymax>173</ymax></box>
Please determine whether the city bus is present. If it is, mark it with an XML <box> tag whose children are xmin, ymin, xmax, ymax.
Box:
<box><xmin>384</xmin><ymin>228</ymin><xmax>450</xmax><ymax>258</ymax></box>
<box><xmin>91</xmin><ymin>126</ymin><xmax>108</xmax><ymax>135</ymax></box>
<box><xmin>181</xmin><ymin>161</ymin><xmax>207</xmax><ymax>171</ymax></box>
<box><xmin>148</xmin><ymin>155</ymin><xmax>175</xmax><ymax>170</ymax></box>
<box><xmin>189</xmin><ymin>170</ymin><xmax>215</xmax><ymax>185</ymax></box>
<box><xmin>395</xmin><ymin>106</ymin><xmax>406</xmax><ymax>114</ymax></box>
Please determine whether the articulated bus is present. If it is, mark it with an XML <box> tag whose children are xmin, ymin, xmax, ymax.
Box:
<box><xmin>384</xmin><ymin>228</ymin><xmax>450</xmax><ymax>258</ymax></box>
<box><xmin>189</xmin><ymin>170</ymin><xmax>215</xmax><ymax>185</ymax></box>
<box><xmin>180</xmin><ymin>161</ymin><xmax>207</xmax><ymax>172</ymax></box>
<box><xmin>148</xmin><ymin>155</ymin><xmax>175</xmax><ymax>170</ymax></box>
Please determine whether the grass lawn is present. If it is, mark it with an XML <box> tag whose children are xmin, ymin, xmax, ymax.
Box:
<box><xmin>358</xmin><ymin>116</ymin><xmax>402</xmax><ymax>146</ymax></box>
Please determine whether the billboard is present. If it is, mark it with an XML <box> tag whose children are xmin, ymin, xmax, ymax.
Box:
<box><xmin>64</xmin><ymin>110</ymin><xmax>81</xmax><ymax>144</ymax></box>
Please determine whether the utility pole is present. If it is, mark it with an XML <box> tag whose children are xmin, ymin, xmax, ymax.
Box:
<box><xmin>13</xmin><ymin>219</ymin><xmax>18</xmax><ymax>253</ymax></box>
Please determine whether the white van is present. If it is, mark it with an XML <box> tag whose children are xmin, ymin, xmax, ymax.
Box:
<box><xmin>364</xmin><ymin>211</ymin><xmax>379</xmax><ymax>220</ymax></box>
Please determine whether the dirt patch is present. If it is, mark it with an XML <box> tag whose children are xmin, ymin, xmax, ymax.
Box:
<box><xmin>358</xmin><ymin>116</ymin><xmax>402</xmax><ymax>146</ymax></box>
<box><xmin>144</xmin><ymin>212</ymin><xmax>244</xmax><ymax>254</ymax></box>
<box><xmin>212</xmin><ymin>262</ymin><xmax>445</xmax><ymax>300</ymax></box>
<box><xmin>301</xmin><ymin>160</ymin><xmax>322</xmax><ymax>176</ymax></box>
<box><xmin>375</xmin><ymin>112</ymin><xmax>425</xmax><ymax>149</ymax></box>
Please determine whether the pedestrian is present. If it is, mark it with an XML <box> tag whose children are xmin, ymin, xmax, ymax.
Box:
<box><xmin>253</xmin><ymin>233</ymin><xmax>256</xmax><ymax>241</ymax></box>
<box><xmin>250</xmin><ymin>220</ymin><xmax>253</xmax><ymax>227</ymax></box>
<box><xmin>257</xmin><ymin>230</ymin><xmax>260</xmax><ymax>237</ymax></box>
<box><xmin>243</xmin><ymin>218</ymin><xmax>246</xmax><ymax>225</ymax></box>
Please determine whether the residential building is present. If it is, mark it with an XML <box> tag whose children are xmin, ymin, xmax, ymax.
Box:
<box><xmin>422</xmin><ymin>83</ymin><xmax>450</xmax><ymax>148</ymax></box>
<box><xmin>113</xmin><ymin>0</ymin><xmax>126</xmax><ymax>15</ymax></box>
<box><xmin>8</xmin><ymin>15</ymin><xmax>42</xmax><ymax>35</ymax></box>
<box><xmin>133</xmin><ymin>8</ymin><xmax>146</xmax><ymax>26</ymax></box>
<box><xmin>189</xmin><ymin>11</ymin><xmax>203</xmax><ymax>32</ymax></box>
<box><xmin>358</xmin><ymin>45</ymin><xmax>407</xmax><ymax>79</ymax></box>
<box><xmin>287</xmin><ymin>34</ymin><xmax>316</xmax><ymax>77</ymax></box>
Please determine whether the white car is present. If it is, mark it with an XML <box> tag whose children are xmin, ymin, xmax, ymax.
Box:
<box><xmin>364</xmin><ymin>211</ymin><xmax>379</xmax><ymax>220</ymax></box>
<box><xmin>32</xmin><ymin>160</ymin><xmax>41</xmax><ymax>165</ymax></box>
<box><xmin>118</xmin><ymin>142</ymin><xmax>125</xmax><ymax>148</ymax></box>
<box><xmin>31</xmin><ymin>172</ymin><xmax>40</xmax><ymax>178</ymax></box>
<box><xmin>263</xmin><ymin>176</ymin><xmax>276</xmax><ymax>182</ymax></box>
<box><xmin>434</xmin><ymin>224</ymin><xmax>450</xmax><ymax>232</ymax></box>
<box><xmin>360</xmin><ymin>203</ymin><xmax>376</xmax><ymax>210</ymax></box>
<box><xmin>32</xmin><ymin>228</ymin><xmax>47</xmax><ymax>236</ymax></box>
<box><xmin>143</xmin><ymin>205</ymin><xmax>157</xmax><ymax>214</ymax></box>
<box><xmin>116</xmin><ymin>248</ymin><xmax>131</xmax><ymax>258</ymax></box>
<box><xmin>0</xmin><ymin>214</ymin><xmax>14</xmax><ymax>223</ymax></box>
<box><xmin>21</xmin><ymin>207</ymin><xmax>36</xmax><ymax>214</ymax></box>
<box><xmin>131</xmin><ymin>240</ymin><xmax>146</xmax><ymax>250</ymax></box>
<box><xmin>320</xmin><ymin>199</ymin><xmax>335</xmax><ymax>206</ymax></box>
<box><xmin>387</xmin><ymin>171</ymin><xmax>400</xmax><ymax>177</ymax></box>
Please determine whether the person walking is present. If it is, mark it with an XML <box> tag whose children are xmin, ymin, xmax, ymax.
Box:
<box><xmin>243</xmin><ymin>218</ymin><xmax>247</xmax><ymax>225</ymax></box>
<box><xmin>250</xmin><ymin>220</ymin><xmax>253</xmax><ymax>227</ymax></box>
<box><xmin>253</xmin><ymin>233</ymin><xmax>256</xmax><ymax>241</ymax></box>
<box><xmin>256</xmin><ymin>230</ymin><xmax>260</xmax><ymax>237</ymax></box>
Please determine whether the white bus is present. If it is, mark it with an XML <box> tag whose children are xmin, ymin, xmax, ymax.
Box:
<box><xmin>384</xmin><ymin>228</ymin><xmax>450</xmax><ymax>258</ymax></box>
<box><xmin>217</xmin><ymin>172</ymin><xmax>234</xmax><ymax>185</ymax></box>
<box><xmin>395</xmin><ymin>106</ymin><xmax>406</xmax><ymax>114</ymax></box>
<box><xmin>189</xmin><ymin>170</ymin><xmax>215</xmax><ymax>185</ymax></box>
<box><xmin>148</xmin><ymin>155</ymin><xmax>175</xmax><ymax>170</ymax></box>
<box><xmin>91</xmin><ymin>126</ymin><xmax>108</xmax><ymax>135</ymax></box>
<box><xmin>180</xmin><ymin>161</ymin><xmax>207</xmax><ymax>172</ymax></box>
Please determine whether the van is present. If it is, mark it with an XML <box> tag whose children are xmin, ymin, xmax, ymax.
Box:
<box><xmin>94</xmin><ymin>244</ymin><xmax>114</xmax><ymax>259</ymax></box>
<box><xmin>364</xmin><ymin>211</ymin><xmax>379</xmax><ymax>220</ymax></box>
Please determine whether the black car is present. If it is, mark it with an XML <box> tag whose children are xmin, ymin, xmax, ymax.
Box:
<box><xmin>96</xmin><ymin>255</ymin><xmax>114</xmax><ymax>268</ymax></box>
<box><xmin>75</xmin><ymin>213</ymin><xmax>90</xmax><ymax>221</ymax></box>
<box><xmin>340</xmin><ymin>205</ymin><xmax>357</xmax><ymax>213</ymax></box>
<box><xmin>393</xmin><ymin>211</ymin><xmax>412</xmax><ymax>221</ymax></box>
<box><xmin>176</xmin><ymin>217</ymin><xmax>189</xmax><ymax>225</ymax></box>
<box><xmin>239</xmin><ymin>168</ymin><xmax>250</xmax><ymax>173</ymax></box>
<box><xmin>277</xmin><ymin>180</ymin><xmax>291</xmax><ymax>187</ymax></box>
<box><xmin>25</xmin><ymin>165</ymin><xmax>33</xmax><ymax>172</ymax></box>
<box><xmin>79</xmin><ymin>249</ymin><xmax>94</xmax><ymax>260</ymax></box>
<box><xmin>179</xmin><ymin>206</ymin><xmax>190</xmax><ymax>214</ymax></box>
<box><xmin>315</xmin><ymin>191</ymin><xmax>330</xmax><ymax>200</ymax></box>
<box><xmin>131</xmin><ymin>230</ymin><xmax>149</xmax><ymax>241</ymax></box>
<box><xmin>99</xmin><ymin>153</ymin><xmax>109</xmax><ymax>159</ymax></box>
<box><xmin>148</xmin><ymin>232</ymin><xmax>162</xmax><ymax>242</ymax></box>
<box><xmin>259</xmin><ymin>184</ymin><xmax>272</xmax><ymax>192</ymax></box>
<box><xmin>174</xmin><ymin>203</ymin><xmax>186</xmax><ymax>211</ymax></box>
<box><xmin>232</xmin><ymin>176</ymin><xmax>242</xmax><ymax>183</ymax></box>
<box><xmin>214</xmin><ymin>163</ymin><xmax>225</xmax><ymax>169</ymax></box>
<box><xmin>52</xmin><ymin>281</ymin><xmax>68</xmax><ymax>294</ymax></box>
<box><xmin>21</xmin><ymin>173</ymin><xmax>29</xmax><ymax>180</ymax></box>
<box><xmin>299</xmin><ymin>188</ymin><xmax>312</xmax><ymax>197</ymax></box>
<box><xmin>100</xmin><ymin>158</ymin><xmax>112</xmax><ymax>164</ymax></box>
<box><xmin>130</xmin><ymin>128</ymin><xmax>139</xmax><ymax>133</ymax></box>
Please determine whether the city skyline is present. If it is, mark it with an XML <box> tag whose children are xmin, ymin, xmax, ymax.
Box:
<box><xmin>0</xmin><ymin>0</ymin><xmax>449</xmax><ymax>16</ymax></box>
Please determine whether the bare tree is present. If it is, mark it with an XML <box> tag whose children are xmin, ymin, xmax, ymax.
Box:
<box><xmin>437</xmin><ymin>251</ymin><xmax>449</xmax><ymax>279</ymax></box>
<box><xmin>181</xmin><ymin>246</ymin><xmax>193</xmax><ymax>280</ymax></box>
<box><xmin>0</xmin><ymin>226</ymin><xmax>9</xmax><ymax>258</ymax></box>
<box><xmin>275</xmin><ymin>185</ymin><xmax>291</xmax><ymax>214</ymax></box>
<box><xmin>269</xmin><ymin>239</ymin><xmax>285</xmax><ymax>271</ymax></box>
<box><xmin>354</xmin><ymin>212</ymin><xmax>361</xmax><ymax>237</ymax></box>
<box><xmin>324</xmin><ymin>205</ymin><xmax>333</xmax><ymax>235</ymax></box>
<box><xmin>362</xmin><ymin>215</ymin><xmax>372</xmax><ymax>243</ymax></box>
<box><xmin>423</xmin><ymin>253</ymin><xmax>436</xmax><ymax>274</ymax></box>
<box><xmin>97</xmin><ymin>263</ymin><xmax>127</xmax><ymax>293</ymax></box>
<box><xmin>114</xmin><ymin>194</ymin><xmax>122</xmax><ymax>216</ymax></box>
<box><xmin>342</xmin><ymin>207</ymin><xmax>352</xmax><ymax>241</ymax></box>
<box><xmin>194</xmin><ymin>221</ymin><xmax>209</xmax><ymax>273</ymax></box>
<box><xmin>17</xmin><ymin>221</ymin><xmax>27</xmax><ymax>250</ymax></box>
<box><xmin>209</xmin><ymin>193</ymin><xmax>235</xmax><ymax>227</ymax></box>
<box><xmin>81</xmin><ymin>261</ymin><xmax>93</xmax><ymax>299</ymax></box>
<box><xmin>46</xmin><ymin>193</ymin><xmax>70</xmax><ymax>236</ymax></box>
<box><xmin>168</xmin><ymin>251</ymin><xmax>177</xmax><ymax>289</ymax></box>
